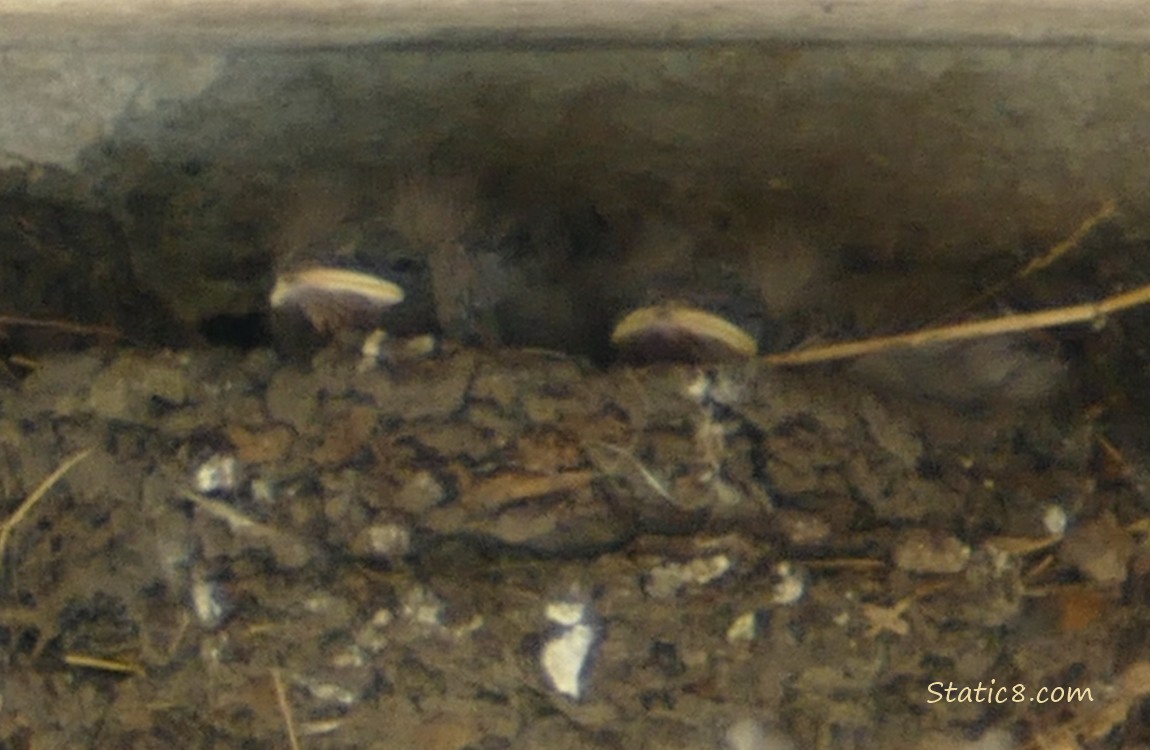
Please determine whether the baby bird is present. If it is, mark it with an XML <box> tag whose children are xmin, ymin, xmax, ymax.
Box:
<box><xmin>268</xmin><ymin>169</ymin><xmax>773</xmax><ymax>365</ymax></box>
<box><xmin>267</xmin><ymin>171</ymin><xmax>437</xmax><ymax>358</ymax></box>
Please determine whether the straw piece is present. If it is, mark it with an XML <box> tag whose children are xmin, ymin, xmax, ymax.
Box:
<box><xmin>0</xmin><ymin>448</ymin><xmax>92</xmax><ymax>579</ymax></box>
<box><xmin>765</xmin><ymin>282</ymin><xmax>1150</xmax><ymax>367</ymax></box>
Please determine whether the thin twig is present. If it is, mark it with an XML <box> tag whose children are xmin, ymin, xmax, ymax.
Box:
<box><xmin>272</xmin><ymin>668</ymin><xmax>301</xmax><ymax>750</ymax></box>
<box><xmin>0</xmin><ymin>315</ymin><xmax>122</xmax><ymax>339</ymax></box>
<box><xmin>64</xmin><ymin>652</ymin><xmax>144</xmax><ymax>676</ymax></box>
<box><xmin>765</xmin><ymin>281</ymin><xmax>1150</xmax><ymax>367</ymax></box>
<box><xmin>0</xmin><ymin>448</ymin><xmax>92</xmax><ymax>579</ymax></box>
<box><xmin>930</xmin><ymin>200</ymin><xmax>1118</xmax><ymax>326</ymax></box>
<box><xmin>588</xmin><ymin>440</ymin><xmax>675</xmax><ymax>503</ymax></box>
<box><xmin>1019</xmin><ymin>199</ymin><xmax>1118</xmax><ymax>277</ymax></box>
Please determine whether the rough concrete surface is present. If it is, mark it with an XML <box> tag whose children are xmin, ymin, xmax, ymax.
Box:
<box><xmin>1</xmin><ymin>42</ymin><xmax>1149</xmax><ymax>337</ymax></box>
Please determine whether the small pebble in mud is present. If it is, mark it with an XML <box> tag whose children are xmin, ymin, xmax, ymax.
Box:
<box><xmin>192</xmin><ymin>453</ymin><xmax>239</xmax><ymax>495</ymax></box>
<box><xmin>355</xmin><ymin>522</ymin><xmax>411</xmax><ymax>560</ymax></box>
<box><xmin>774</xmin><ymin>510</ymin><xmax>831</xmax><ymax>546</ymax></box>
<box><xmin>541</xmin><ymin>600</ymin><xmax>597</xmax><ymax>700</ymax></box>
<box><xmin>769</xmin><ymin>562</ymin><xmax>806</xmax><ymax>605</ymax></box>
<box><xmin>644</xmin><ymin>554</ymin><xmax>733</xmax><ymax>598</ymax></box>
<box><xmin>191</xmin><ymin>575</ymin><xmax>227</xmax><ymax>628</ymax></box>
<box><xmin>1043</xmin><ymin>504</ymin><xmax>1068</xmax><ymax>537</ymax></box>
<box><xmin>726</xmin><ymin>611</ymin><xmax>759</xmax><ymax>643</ymax></box>
<box><xmin>358</xmin><ymin>328</ymin><xmax>388</xmax><ymax>371</ymax></box>
<box><xmin>893</xmin><ymin>529</ymin><xmax>971</xmax><ymax>574</ymax></box>
<box><xmin>359</xmin><ymin>329</ymin><xmax>438</xmax><ymax>371</ymax></box>
<box><xmin>611</xmin><ymin>303</ymin><xmax>758</xmax><ymax>363</ymax></box>
<box><xmin>401</xmin><ymin>586</ymin><xmax>445</xmax><ymax>628</ymax></box>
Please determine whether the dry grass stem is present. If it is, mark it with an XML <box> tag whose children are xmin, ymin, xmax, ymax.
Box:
<box><xmin>464</xmin><ymin>471</ymin><xmax>595</xmax><ymax>509</ymax></box>
<box><xmin>767</xmin><ymin>200</ymin><xmax>1135</xmax><ymax>367</ymax></box>
<box><xmin>931</xmin><ymin>200</ymin><xmax>1118</xmax><ymax>325</ymax></box>
<box><xmin>0</xmin><ymin>315</ymin><xmax>121</xmax><ymax>339</ymax></box>
<box><xmin>63</xmin><ymin>652</ymin><xmax>144</xmax><ymax>676</ymax></box>
<box><xmin>588</xmin><ymin>441</ymin><xmax>675</xmax><ymax>503</ymax></box>
<box><xmin>180</xmin><ymin>490</ymin><xmax>260</xmax><ymax>532</ymax></box>
<box><xmin>803</xmin><ymin>558</ymin><xmax>886</xmax><ymax>572</ymax></box>
<box><xmin>1019</xmin><ymin>199</ymin><xmax>1118</xmax><ymax>277</ymax></box>
<box><xmin>272</xmin><ymin>668</ymin><xmax>302</xmax><ymax>750</ymax></box>
<box><xmin>0</xmin><ymin>448</ymin><xmax>92</xmax><ymax>579</ymax></box>
<box><xmin>766</xmin><ymin>281</ymin><xmax>1150</xmax><ymax>367</ymax></box>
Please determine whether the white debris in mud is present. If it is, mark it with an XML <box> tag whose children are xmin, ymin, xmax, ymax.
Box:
<box><xmin>541</xmin><ymin>600</ymin><xmax>597</xmax><ymax>700</ymax></box>
<box><xmin>393</xmin><ymin>470</ymin><xmax>446</xmax><ymax>514</ymax></box>
<box><xmin>192</xmin><ymin>454</ymin><xmax>239</xmax><ymax>494</ymax></box>
<box><xmin>191</xmin><ymin>575</ymin><xmax>225</xmax><ymax>627</ymax></box>
<box><xmin>724</xmin><ymin>718</ymin><xmax>796</xmax><ymax>750</ymax></box>
<box><xmin>359</xmin><ymin>328</ymin><xmax>388</xmax><ymax>371</ymax></box>
<box><xmin>769</xmin><ymin>562</ymin><xmax>806</xmax><ymax>605</ymax></box>
<box><xmin>545</xmin><ymin>600</ymin><xmax>588</xmax><ymax>627</ymax></box>
<box><xmin>331</xmin><ymin>645</ymin><xmax>366</xmax><ymax>668</ymax></box>
<box><xmin>249</xmin><ymin>477</ymin><xmax>276</xmax><ymax>504</ymax></box>
<box><xmin>727</xmin><ymin>611</ymin><xmax>758</xmax><ymax>643</ymax></box>
<box><xmin>303</xmin><ymin>595</ymin><xmax>342</xmax><ymax>615</ymax></box>
<box><xmin>541</xmin><ymin>623</ymin><xmax>596</xmax><ymax>699</ymax></box>
<box><xmin>297</xmin><ymin>677</ymin><xmax>359</xmax><ymax>707</ymax></box>
<box><xmin>686</xmin><ymin>371</ymin><xmax>712</xmax><ymax>402</ymax></box>
<box><xmin>299</xmin><ymin>719</ymin><xmax>344</xmax><ymax>737</ymax></box>
<box><xmin>396</xmin><ymin>333</ymin><xmax>437</xmax><ymax>360</ymax></box>
<box><xmin>401</xmin><ymin>586</ymin><xmax>444</xmax><ymax>628</ymax></box>
<box><xmin>893</xmin><ymin>529</ymin><xmax>971</xmax><ymax>574</ymax></box>
<box><xmin>355</xmin><ymin>608</ymin><xmax>394</xmax><ymax>653</ymax></box>
<box><xmin>360</xmin><ymin>329</ymin><xmax>438</xmax><ymax>371</ymax></box>
<box><xmin>774</xmin><ymin>510</ymin><xmax>830</xmax><ymax>546</ymax></box>
<box><xmin>686</xmin><ymin>369</ymin><xmax>746</xmax><ymax>405</ymax></box>
<box><xmin>1043</xmin><ymin>504</ymin><xmax>1068</xmax><ymax>537</ymax></box>
<box><xmin>364</xmin><ymin>523</ymin><xmax>411</xmax><ymax>558</ymax></box>
<box><xmin>645</xmin><ymin>554</ymin><xmax>732</xmax><ymax>598</ymax></box>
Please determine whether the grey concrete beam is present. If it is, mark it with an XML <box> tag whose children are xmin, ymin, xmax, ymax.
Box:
<box><xmin>0</xmin><ymin>0</ymin><xmax>1148</xmax><ymax>49</ymax></box>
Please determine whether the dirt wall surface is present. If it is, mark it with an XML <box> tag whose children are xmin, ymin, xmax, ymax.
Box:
<box><xmin>1</xmin><ymin>42</ymin><xmax>1149</xmax><ymax>351</ymax></box>
<box><xmin>2</xmin><ymin>3</ymin><xmax>1150</xmax><ymax>748</ymax></box>
<box><xmin>0</xmin><ymin>340</ymin><xmax>1148</xmax><ymax>750</ymax></box>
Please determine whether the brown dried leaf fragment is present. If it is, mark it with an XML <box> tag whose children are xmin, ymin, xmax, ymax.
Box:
<box><xmin>463</xmin><ymin>471</ymin><xmax>595</xmax><ymax>511</ymax></box>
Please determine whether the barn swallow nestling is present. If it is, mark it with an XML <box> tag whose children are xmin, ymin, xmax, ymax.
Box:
<box><xmin>266</xmin><ymin>172</ymin><xmax>438</xmax><ymax>358</ymax></box>
<box><xmin>591</xmin><ymin>218</ymin><xmax>769</xmax><ymax>364</ymax></box>
<box><xmin>268</xmin><ymin>171</ymin><xmax>771</xmax><ymax>365</ymax></box>
<box><xmin>610</xmin><ymin>302</ymin><xmax>759</xmax><ymax>364</ymax></box>
<box><xmin>388</xmin><ymin>173</ymin><xmax>617</xmax><ymax>356</ymax></box>
<box><xmin>270</xmin><ymin>265</ymin><xmax>404</xmax><ymax>332</ymax></box>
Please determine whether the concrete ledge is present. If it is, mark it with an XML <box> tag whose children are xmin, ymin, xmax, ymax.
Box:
<box><xmin>1</xmin><ymin>0</ymin><xmax>1149</xmax><ymax>49</ymax></box>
